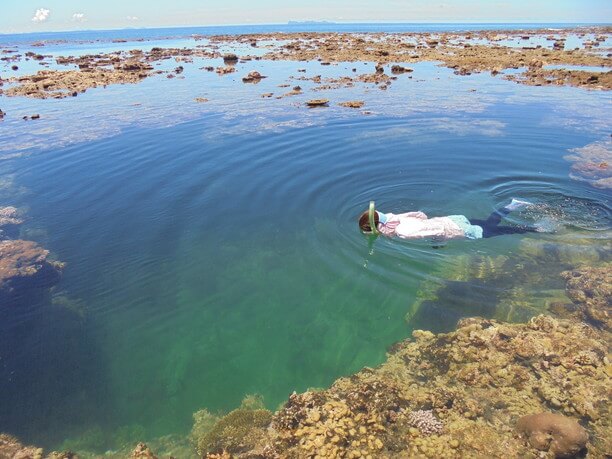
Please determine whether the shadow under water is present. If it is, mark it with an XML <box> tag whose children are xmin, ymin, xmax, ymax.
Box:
<box><xmin>0</xmin><ymin>287</ymin><xmax>110</xmax><ymax>448</ymax></box>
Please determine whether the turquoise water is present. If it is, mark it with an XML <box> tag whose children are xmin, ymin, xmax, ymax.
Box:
<box><xmin>0</xmin><ymin>27</ymin><xmax>611</xmax><ymax>451</ymax></box>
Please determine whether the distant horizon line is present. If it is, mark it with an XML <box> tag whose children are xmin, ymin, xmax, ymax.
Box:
<box><xmin>2</xmin><ymin>21</ymin><xmax>610</xmax><ymax>37</ymax></box>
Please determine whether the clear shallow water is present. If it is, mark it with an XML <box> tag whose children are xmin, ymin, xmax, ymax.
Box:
<box><xmin>0</xmin><ymin>28</ymin><xmax>611</xmax><ymax>452</ymax></box>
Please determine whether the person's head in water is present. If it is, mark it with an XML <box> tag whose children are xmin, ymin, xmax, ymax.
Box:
<box><xmin>358</xmin><ymin>210</ymin><xmax>379</xmax><ymax>233</ymax></box>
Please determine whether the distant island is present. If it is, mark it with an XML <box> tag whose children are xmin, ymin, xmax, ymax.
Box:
<box><xmin>288</xmin><ymin>20</ymin><xmax>336</xmax><ymax>24</ymax></box>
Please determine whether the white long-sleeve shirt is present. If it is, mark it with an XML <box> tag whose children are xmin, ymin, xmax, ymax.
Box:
<box><xmin>377</xmin><ymin>211</ymin><xmax>465</xmax><ymax>240</ymax></box>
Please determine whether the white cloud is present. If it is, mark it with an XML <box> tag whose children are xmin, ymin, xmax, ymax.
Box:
<box><xmin>72</xmin><ymin>12</ymin><xmax>86</xmax><ymax>22</ymax></box>
<box><xmin>126</xmin><ymin>15</ymin><xmax>139</xmax><ymax>21</ymax></box>
<box><xmin>32</xmin><ymin>8</ymin><xmax>50</xmax><ymax>23</ymax></box>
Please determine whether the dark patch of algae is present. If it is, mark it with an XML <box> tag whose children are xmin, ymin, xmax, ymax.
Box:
<box><xmin>2</xmin><ymin>243</ymin><xmax>611</xmax><ymax>458</ymax></box>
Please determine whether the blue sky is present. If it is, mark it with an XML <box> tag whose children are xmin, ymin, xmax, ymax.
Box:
<box><xmin>2</xmin><ymin>1</ymin><xmax>611</xmax><ymax>34</ymax></box>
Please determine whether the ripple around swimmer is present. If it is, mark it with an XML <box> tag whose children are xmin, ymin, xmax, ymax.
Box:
<box><xmin>6</xmin><ymin>94</ymin><xmax>612</xmax><ymax>448</ymax></box>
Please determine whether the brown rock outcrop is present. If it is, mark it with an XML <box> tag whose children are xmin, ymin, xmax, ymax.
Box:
<box><xmin>5</xmin><ymin>68</ymin><xmax>151</xmax><ymax>99</ymax></box>
<box><xmin>242</xmin><ymin>71</ymin><xmax>266</xmax><ymax>83</ymax></box>
<box><xmin>306</xmin><ymin>99</ymin><xmax>329</xmax><ymax>107</ymax></box>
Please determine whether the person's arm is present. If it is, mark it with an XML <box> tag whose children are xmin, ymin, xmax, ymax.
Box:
<box><xmin>396</xmin><ymin>211</ymin><xmax>427</xmax><ymax>220</ymax></box>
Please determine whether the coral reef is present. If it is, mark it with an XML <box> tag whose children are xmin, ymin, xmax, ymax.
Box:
<box><xmin>190</xmin><ymin>396</ymin><xmax>273</xmax><ymax>456</ymax></box>
<box><xmin>130</xmin><ymin>442</ymin><xmax>158</xmax><ymax>458</ymax></box>
<box><xmin>0</xmin><ymin>433</ymin><xmax>76</xmax><ymax>459</ymax></box>
<box><xmin>0</xmin><ymin>206</ymin><xmax>22</xmax><ymax>228</ymax></box>
<box><xmin>189</xmin><ymin>311</ymin><xmax>610</xmax><ymax>457</ymax></box>
<box><xmin>407</xmin><ymin>410</ymin><xmax>444</xmax><ymax>436</ymax></box>
<box><xmin>0</xmin><ymin>206</ymin><xmax>64</xmax><ymax>304</ymax></box>
<box><xmin>561</xmin><ymin>263</ymin><xmax>611</xmax><ymax>331</ymax></box>
<box><xmin>181</xmin><ymin>260</ymin><xmax>611</xmax><ymax>458</ymax></box>
<box><xmin>0</xmin><ymin>239</ymin><xmax>64</xmax><ymax>301</ymax></box>
<box><xmin>564</xmin><ymin>139</ymin><xmax>612</xmax><ymax>189</ymax></box>
<box><xmin>0</xmin><ymin>433</ymin><xmax>45</xmax><ymax>458</ymax></box>
<box><xmin>517</xmin><ymin>412</ymin><xmax>588</xmax><ymax>458</ymax></box>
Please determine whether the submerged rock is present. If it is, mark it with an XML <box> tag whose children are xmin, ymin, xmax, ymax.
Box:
<box><xmin>215</xmin><ymin>66</ymin><xmax>236</xmax><ymax>75</ymax></box>
<box><xmin>517</xmin><ymin>412</ymin><xmax>588</xmax><ymax>458</ymax></box>
<box><xmin>131</xmin><ymin>442</ymin><xmax>158</xmax><ymax>458</ymax></box>
<box><xmin>338</xmin><ymin>100</ymin><xmax>365</xmax><ymax>108</ymax></box>
<box><xmin>0</xmin><ymin>239</ymin><xmax>64</xmax><ymax>301</ymax></box>
<box><xmin>0</xmin><ymin>433</ymin><xmax>76</xmax><ymax>459</ymax></box>
<box><xmin>561</xmin><ymin>263</ymin><xmax>611</xmax><ymax>330</ymax></box>
<box><xmin>0</xmin><ymin>433</ymin><xmax>43</xmax><ymax>458</ymax></box>
<box><xmin>564</xmin><ymin>139</ymin><xmax>612</xmax><ymax>189</ymax></box>
<box><xmin>0</xmin><ymin>206</ymin><xmax>23</xmax><ymax>228</ymax></box>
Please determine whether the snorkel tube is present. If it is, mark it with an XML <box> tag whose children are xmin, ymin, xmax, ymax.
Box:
<box><xmin>368</xmin><ymin>200</ymin><xmax>380</xmax><ymax>236</ymax></box>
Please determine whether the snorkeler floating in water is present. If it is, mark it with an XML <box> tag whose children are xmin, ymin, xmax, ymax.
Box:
<box><xmin>359</xmin><ymin>199</ymin><xmax>538</xmax><ymax>240</ymax></box>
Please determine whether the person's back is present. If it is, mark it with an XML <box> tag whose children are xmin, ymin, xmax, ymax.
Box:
<box><xmin>358</xmin><ymin>199</ymin><xmax>535</xmax><ymax>241</ymax></box>
<box><xmin>376</xmin><ymin>212</ymin><xmax>466</xmax><ymax>239</ymax></box>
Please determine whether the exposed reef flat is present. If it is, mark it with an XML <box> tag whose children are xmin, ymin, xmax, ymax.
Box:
<box><xmin>2</xmin><ymin>27</ymin><xmax>610</xmax><ymax>100</ymax></box>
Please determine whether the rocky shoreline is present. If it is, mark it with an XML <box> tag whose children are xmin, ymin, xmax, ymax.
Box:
<box><xmin>0</xmin><ymin>27</ymin><xmax>610</xmax><ymax>103</ymax></box>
